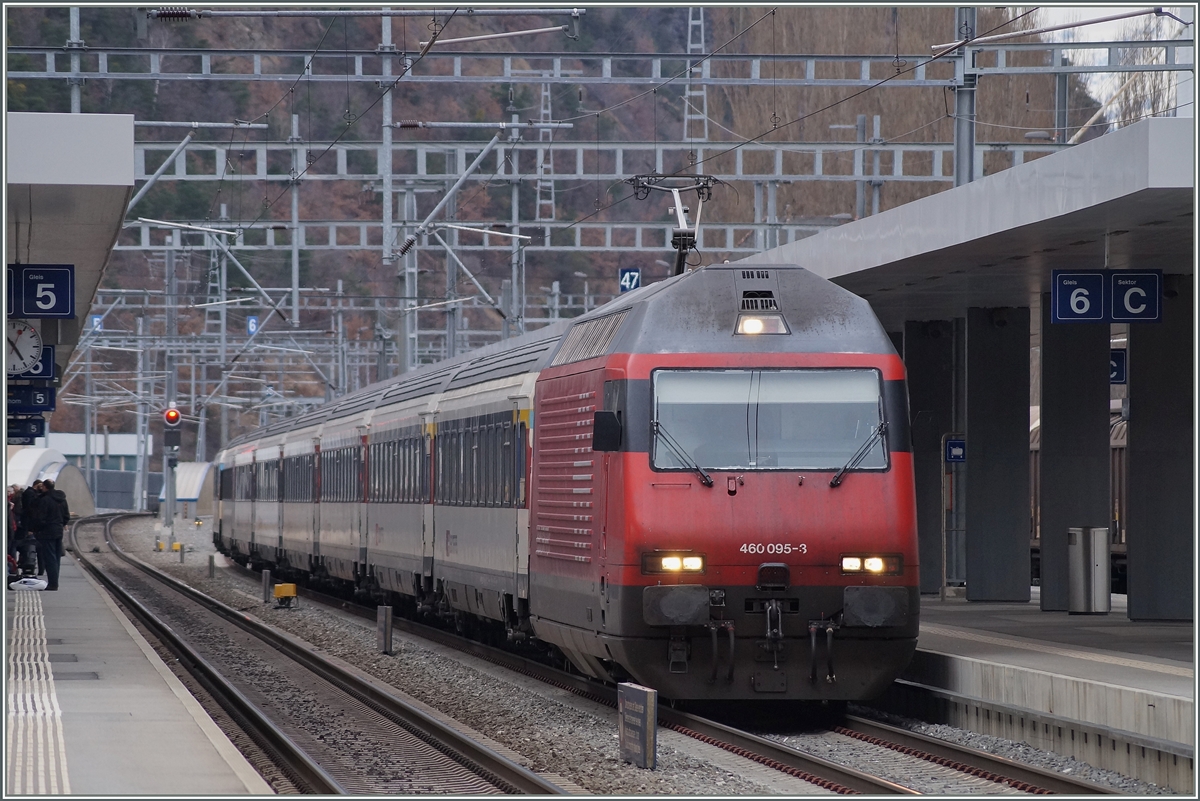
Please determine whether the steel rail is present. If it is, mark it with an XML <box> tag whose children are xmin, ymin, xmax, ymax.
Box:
<box><xmin>246</xmin><ymin>572</ymin><xmax>908</xmax><ymax>794</ymax></box>
<box><xmin>98</xmin><ymin>520</ymin><xmax>566</xmax><ymax>795</ymax></box>
<box><xmin>839</xmin><ymin>715</ymin><xmax>1123</xmax><ymax>795</ymax></box>
<box><xmin>68</xmin><ymin>514</ymin><xmax>346</xmax><ymax>794</ymax></box>
<box><xmin>274</xmin><ymin>574</ymin><xmax>1126</xmax><ymax>795</ymax></box>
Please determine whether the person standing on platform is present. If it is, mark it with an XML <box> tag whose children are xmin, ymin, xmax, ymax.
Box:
<box><xmin>32</xmin><ymin>479</ymin><xmax>69</xmax><ymax>591</ymax></box>
<box><xmin>7</xmin><ymin>486</ymin><xmax>20</xmax><ymax>563</ymax></box>
<box><xmin>19</xmin><ymin>481</ymin><xmax>44</xmax><ymax>575</ymax></box>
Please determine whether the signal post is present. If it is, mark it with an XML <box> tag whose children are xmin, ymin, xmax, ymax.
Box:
<box><xmin>163</xmin><ymin>404</ymin><xmax>181</xmax><ymax>547</ymax></box>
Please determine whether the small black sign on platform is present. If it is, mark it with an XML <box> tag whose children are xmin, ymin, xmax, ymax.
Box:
<box><xmin>618</xmin><ymin>682</ymin><xmax>658</xmax><ymax>769</ymax></box>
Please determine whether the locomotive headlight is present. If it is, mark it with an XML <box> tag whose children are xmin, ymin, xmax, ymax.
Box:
<box><xmin>736</xmin><ymin>313</ymin><xmax>789</xmax><ymax>335</ymax></box>
<box><xmin>643</xmin><ymin>552</ymin><xmax>706</xmax><ymax>573</ymax></box>
<box><xmin>841</xmin><ymin>554</ymin><xmax>902</xmax><ymax>575</ymax></box>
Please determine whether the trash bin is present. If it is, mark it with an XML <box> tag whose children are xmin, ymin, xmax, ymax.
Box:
<box><xmin>1068</xmin><ymin>527</ymin><xmax>1110</xmax><ymax>614</ymax></box>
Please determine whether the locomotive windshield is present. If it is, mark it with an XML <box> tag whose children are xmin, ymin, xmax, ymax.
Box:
<box><xmin>651</xmin><ymin>369</ymin><xmax>887</xmax><ymax>471</ymax></box>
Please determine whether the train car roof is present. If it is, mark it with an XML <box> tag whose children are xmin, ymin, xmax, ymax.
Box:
<box><xmin>223</xmin><ymin>264</ymin><xmax>890</xmax><ymax>449</ymax></box>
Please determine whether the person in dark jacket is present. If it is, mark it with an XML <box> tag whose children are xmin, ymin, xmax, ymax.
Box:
<box><xmin>32</xmin><ymin>479</ymin><xmax>69</xmax><ymax>591</ymax></box>
<box><xmin>18</xmin><ymin>481</ymin><xmax>44</xmax><ymax>575</ymax></box>
<box><xmin>21</xmin><ymin>482</ymin><xmax>41</xmax><ymax>528</ymax></box>
<box><xmin>7</xmin><ymin>486</ymin><xmax>19</xmax><ymax>563</ymax></box>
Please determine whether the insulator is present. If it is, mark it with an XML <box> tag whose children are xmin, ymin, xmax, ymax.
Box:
<box><xmin>153</xmin><ymin>7</ymin><xmax>197</xmax><ymax>21</ymax></box>
<box><xmin>395</xmin><ymin>121</ymin><xmax>425</xmax><ymax>128</ymax></box>
<box><xmin>397</xmin><ymin>235</ymin><xmax>417</xmax><ymax>256</ymax></box>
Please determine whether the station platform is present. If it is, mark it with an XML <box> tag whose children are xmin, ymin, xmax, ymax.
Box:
<box><xmin>889</xmin><ymin>589</ymin><xmax>1195</xmax><ymax>792</ymax></box>
<box><xmin>4</xmin><ymin>551</ymin><xmax>272</xmax><ymax>795</ymax></box>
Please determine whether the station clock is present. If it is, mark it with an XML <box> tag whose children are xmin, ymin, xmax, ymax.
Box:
<box><xmin>6</xmin><ymin>319</ymin><xmax>43</xmax><ymax>375</ymax></box>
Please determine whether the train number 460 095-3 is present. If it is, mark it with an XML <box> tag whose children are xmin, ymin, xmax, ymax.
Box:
<box><xmin>740</xmin><ymin>542</ymin><xmax>806</xmax><ymax>555</ymax></box>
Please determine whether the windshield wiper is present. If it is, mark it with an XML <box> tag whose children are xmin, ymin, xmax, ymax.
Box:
<box><xmin>829</xmin><ymin>422</ymin><xmax>888</xmax><ymax>488</ymax></box>
<box><xmin>653</xmin><ymin>421</ymin><xmax>714</xmax><ymax>487</ymax></box>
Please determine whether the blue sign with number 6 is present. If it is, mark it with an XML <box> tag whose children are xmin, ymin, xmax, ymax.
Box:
<box><xmin>1052</xmin><ymin>271</ymin><xmax>1105</xmax><ymax>323</ymax></box>
<box><xmin>13</xmin><ymin>346</ymin><xmax>55</xmax><ymax>380</ymax></box>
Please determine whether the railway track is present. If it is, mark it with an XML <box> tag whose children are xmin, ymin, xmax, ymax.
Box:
<box><xmin>70</xmin><ymin>515</ymin><xmax>566</xmax><ymax>796</ymax></box>
<box><xmin>214</xmin><ymin>561</ymin><xmax>1121</xmax><ymax>795</ymax></box>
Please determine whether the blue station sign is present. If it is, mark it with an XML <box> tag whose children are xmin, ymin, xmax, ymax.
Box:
<box><xmin>619</xmin><ymin>267</ymin><xmax>642</xmax><ymax>293</ymax></box>
<box><xmin>7</xmin><ymin>385</ymin><xmax>56</xmax><ymax>414</ymax></box>
<box><xmin>7</xmin><ymin>416</ymin><xmax>46</xmax><ymax>441</ymax></box>
<box><xmin>7</xmin><ymin>264</ymin><xmax>76</xmax><ymax>319</ymax></box>
<box><xmin>11</xmin><ymin>345</ymin><xmax>55</xmax><ymax>381</ymax></box>
<box><xmin>1110</xmin><ymin>349</ymin><xmax>1127</xmax><ymax>385</ymax></box>
<box><xmin>1052</xmin><ymin>271</ymin><xmax>1105</xmax><ymax>322</ymax></box>
<box><xmin>1052</xmin><ymin>270</ymin><xmax>1163</xmax><ymax>324</ymax></box>
<box><xmin>944</xmin><ymin>439</ymin><xmax>966</xmax><ymax>463</ymax></box>
<box><xmin>1110</xmin><ymin>272</ymin><xmax>1161</xmax><ymax>322</ymax></box>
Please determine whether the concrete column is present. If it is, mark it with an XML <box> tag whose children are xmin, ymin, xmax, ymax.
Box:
<box><xmin>903</xmin><ymin>320</ymin><xmax>956</xmax><ymax>594</ymax></box>
<box><xmin>1038</xmin><ymin>294</ymin><xmax>1111</xmax><ymax>611</ymax></box>
<box><xmin>1126</xmin><ymin>275</ymin><xmax>1193</xmax><ymax>621</ymax></box>
<box><xmin>965</xmin><ymin>307</ymin><xmax>1030</xmax><ymax>602</ymax></box>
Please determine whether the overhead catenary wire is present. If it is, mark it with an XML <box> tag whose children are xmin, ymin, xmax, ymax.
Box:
<box><xmin>678</xmin><ymin>8</ymin><xmax>1041</xmax><ymax>179</ymax></box>
<box><xmin>149</xmin><ymin>8</ymin><xmax>584</xmax><ymax>19</ymax></box>
<box><xmin>221</xmin><ymin>10</ymin><xmax>461</xmax><ymax>248</ymax></box>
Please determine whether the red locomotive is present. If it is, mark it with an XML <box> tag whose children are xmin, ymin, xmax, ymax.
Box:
<box><xmin>215</xmin><ymin>263</ymin><xmax>919</xmax><ymax>701</ymax></box>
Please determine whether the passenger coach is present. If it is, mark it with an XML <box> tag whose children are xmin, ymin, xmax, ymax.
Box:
<box><xmin>215</xmin><ymin>264</ymin><xmax>919</xmax><ymax>701</ymax></box>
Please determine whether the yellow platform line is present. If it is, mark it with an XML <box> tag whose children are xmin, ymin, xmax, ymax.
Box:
<box><xmin>6</xmin><ymin>591</ymin><xmax>71</xmax><ymax>795</ymax></box>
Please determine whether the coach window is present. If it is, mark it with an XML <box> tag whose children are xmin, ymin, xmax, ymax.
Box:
<box><xmin>481</xmin><ymin>425</ymin><xmax>490</xmax><ymax>506</ymax></box>
<box><xmin>420</xmin><ymin>436</ymin><xmax>430</xmax><ymax>502</ymax></box>
<box><xmin>472</xmin><ymin>424</ymin><xmax>482</xmax><ymax>506</ymax></box>
<box><xmin>399</xmin><ymin>439</ymin><xmax>409</xmax><ymax>503</ymax></box>
<box><xmin>396</xmin><ymin>439</ymin><xmax>403</xmax><ymax>503</ymax></box>
<box><xmin>394</xmin><ymin>439</ymin><xmax>402</xmax><ymax>503</ymax></box>
<box><xmin>455</xmin><ymin>429</ymin><xmax>465</xmax><ymax>506</ymax></box>
<box><xmin>387</xmin><ymin>440</ymin><xmax>395</xmax><ymax>503</ymax></box>
<box><xmin>495</xmin><ymin>424</ymin><xmax>505</xmax><ymax>507</ymax></box>
<box><xmin>412</xmin><ymin>438</ymin><xmax>419</xmax><ymax>503</ymax></box>
<box><xmin>490</xmin><ymin>424</ymin><xmax>498</xmax><ymax>506</ymax></box>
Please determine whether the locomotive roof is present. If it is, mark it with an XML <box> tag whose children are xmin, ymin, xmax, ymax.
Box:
<box><xmin>223</xmin><ymin>264</ymin><xmax>892</xmax><ymax>449</ymax></box>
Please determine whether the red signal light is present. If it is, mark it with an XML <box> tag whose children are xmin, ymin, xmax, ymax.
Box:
<box><xmin>163</xmin><ymin>407</ymin><xmax>182</xmax><ymax>427</ymax></box>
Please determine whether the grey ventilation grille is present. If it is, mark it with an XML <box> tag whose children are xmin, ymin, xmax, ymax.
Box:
<box><xmin>741</xmin><ymin>290</ymin><xmax>779</xmax><ymax>311</ymax></box>
<box><xmin>550</xmin><ymin>310</ymin><xmax>628</xmax><ymax>367</ymax></box>
<box><xmin>447</xmin><ymin>339</ymin><xmax>560</xmax><ymax>390</ymax></box>
<box><xmin>741</xmin><ymin>269</ymin><xmax>771</xmax><ymax>280</ymax></box>
<box><xmin>381</xmin><ymin>366</ymin><xmax>455</xmax><ymax>403</ymax></box>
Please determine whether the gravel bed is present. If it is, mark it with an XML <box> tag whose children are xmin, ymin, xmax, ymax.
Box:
<box><xmin>78</xmin><ymin>522</ymin><xmax>504</xmax><ymax>795</ymax></box>
<box><xmin>106</xmin><ymin>516</ymin><xmax>825</xmax><ymax>795</ymax></box>
<box><xmin>106</xmin><ymin>515</ymin><xmax>1176</xmax><ymax>795</ymax></box>
<box><xmin>844</xmin><ymin>706</ymin><xmax>1176</xmax><ymax>795</ymax></box>
<box><xmin>765</xmin><ymin>730</ymin><xmax>1027</xmax><ymax>795</ymax></box>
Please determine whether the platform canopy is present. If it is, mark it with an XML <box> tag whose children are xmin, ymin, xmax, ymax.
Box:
<box><xmin>6</xmin><ymin>112</ymin><xmax>135</xmax><ymax>373</ymax></box>
<box><xmin>739</xmin><ymin>117</ymin><xmax>1194</xmax><ymax>332</ymax></box>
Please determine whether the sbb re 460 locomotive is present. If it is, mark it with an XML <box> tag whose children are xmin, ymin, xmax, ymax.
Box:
<box><xmin>215</xmin><ymin>264</ymin><xmax>919</xmax><ymax>701</ymax></box>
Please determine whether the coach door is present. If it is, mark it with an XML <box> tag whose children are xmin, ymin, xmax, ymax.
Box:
<box><xmin>421</xmin><ymin>416</ymin><xmax>435</xmax><ymax>590</ymax></box>
<box><xmin>312</xmin><ymin>442</ymin><xmax>322</xmax><ymax>565</ymax></box>
<box><xmin>357</xmin><ymin>427</ymin><xmax>369</xmax><ymax>580</ymax></box>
